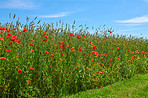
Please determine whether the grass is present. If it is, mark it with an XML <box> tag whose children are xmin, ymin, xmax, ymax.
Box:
<box><xmin>0</xmin><ymin>14</ymin><xmax>148</xmax><ymax>97</ymax></box>
<box><xmin>65</xmin><ymin>73</ymin><xmax>148</xmax><ymax>98</ymax></box>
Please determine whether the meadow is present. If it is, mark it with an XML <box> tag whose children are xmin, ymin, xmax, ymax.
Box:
<box><xmin>0</xmin><ymin>15</ymin><xmax>148</xmax><ymax>98</ymax></box>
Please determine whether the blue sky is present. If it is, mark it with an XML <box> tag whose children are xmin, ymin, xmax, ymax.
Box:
<box><xmin>0</xmin><ymin>0</ymin><xmax>148</xmax><ymax>39</ymax></box>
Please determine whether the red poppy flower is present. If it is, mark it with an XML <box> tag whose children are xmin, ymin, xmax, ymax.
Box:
<box><xmin>18</xmin><ymin>69</ymin><xmax>22</xmax><ymax>73</ymax></box>
<box><xmin>60</xmin><ymin>44</ymin><xmax>64</xmax><ymax>49</ymax></box>
<box><xmin>128</xmin><ymin>60</ymin><xmax>131</xmax><ymax>62</ymax></box>
<box><xmin>103</xmin><ymin>53</ymin><xmax>107</xmax><ymax>56</ymax></box>
<box><xmin>78</xmin><ymin>48</ymin><xmax>82</xmax><ymax>51</ymax></box>
<box><xmin>83</xmin><ymin>35</ymin><xmax>85</xmax><ymax>38</ymax></box>
<box><xmin>66</xmin><ymin>43</ymin><xmax>69</xmax><ymax>47</ymax></box>
<box><xmin>7</xmin><ymin>33</ymin><xmax>11</xmax><ymax>36</ymax></box>
<box><xmin>0</xmin><ymin>37</ymin><xmax>3</xmax><ymax>40</ymax></box>
<box><xmin>0</xmin><ymin>57</ymin><xmax>6</xmax><ymax>60</ymax></box>
<box><xmin>93</xmin><ymin>45</ymin><xmax>97</xmax><ymax>47</ymax></box>
<box><xmin>43</xmin><ymin>39</ymin><xmax>47</xmax><ymax>41</ymax></box>
<box><xmin>18</xmin><ymin>31</ymin><xmax>21</xmax><ymax>33</ymax></box>
<box><xmin>95</xmin><ymin>52</ymin><xmax>99</xmax><ymax>56</ymax></box>
<box><xmin>45</xmin><ymin>51</ymin><xmax>49</xmax><ymax>54</ymax></box>
<box><xmin>100</xmin><ymin>63</ymin><xmax>103</xmax><ymax>65</ymax></box>
<box><xmin>6</xmin><ymin>28</ymin><xmax>9</xmax><ymax>32</ymax></box>
<box><xmin>89</xmin><ymin>41</ymin><xmax>92</xmax><ymax>43</ymax></box>
<box><xmin>100</xmin><ymin>56</ymin><xmax>103</xmax><ymax>59</ymax></box>
<box><xmin>5</xmin><ymin>36</ymin><xmax>9</xmax><ymax>38</ymax></box>
<box><xmin>109</xmin><ymin>63</ymin><xmax>112</xmax><ymax>65</ymax></box>
<box><xmin>10</xmin><ymin>36</ymin><xmax>17</xmax><ymax>41</ymax></box>
<box><xmin>45</xmin><ymin>36</ymin><xmax>48</xmax><ymax>38</ymax></box>
<box><xmin>23</xmin><ymin>28</ymin><xmax>28</xmax><ymax>32</ymax></box>
<box><xmin>0</xmin><ymin>27</ymin><xmax>6</xmax><ymax>31</ymax></box>
<box><xmin>117</xmin><ymin>58</ymin><xmax>120</xmax><ymax>60</ymax></box>
<box><xmin>15</xmin><ymin>40</ymin><xmax>21</xmax><ymax>44</ymax></box>
<box><xmin>30</xmin><ymin>44</ymin><xmax>34</xmax><ymax>46</ymax></box>
<box><xmin>108</xmin><ymin>30</ymin><xmax>112</xmax><ymax>34</ymax></box>
<box><xmin>10</xmin><ymin>38</ymin><xmax>16</xmax><ymax>41</ymax></box>
<box><xmin>77</xmin><ymin>35</ymin><xmax>82</xmax><ymax>39</ymax></box>
<box><xmin>6</xmin><ymin>49</ymin><xmax>11</xmax><ymax>52</ymax></box>
<box><xmin>92</xmin><ymin>51</ymin><xmax>95</xmax><ymax>53</ymax></box>
<box><xmin>30</xmin><ymin>68</ymin><xmax>34</xmax><ymax>70</ymax></box>
<box><xmin>43</xmin><ymin>32</ymin><xmax>47</xmax><ymax>35</ymax></box>
<box><xmin>69</xmin><ymin>33</ymin><xmax>74</xmax><ymax>36</ymax></box>
<box><xmin>61</xmin><ymin>54</ymin><xmax>64</xmax><ymax>56</ymax></box>
<box><xmin>27</xmin><ymin>80</ymin><xmax>31</xmax><ymax>83</ymax></box>
<box><xmin>50</xmin><ymin>30</ymin><xmax>53</xmax><ymax>33</ymax></box>
<box><xmin>50</xmin><ymin>54</ymin><xmax>53</xmax><ymax>57</ymax></box>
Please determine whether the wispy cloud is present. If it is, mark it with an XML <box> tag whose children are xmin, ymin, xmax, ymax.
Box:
<box><xmin>117</xmin><ymin>23</ymin><xmax>143</xmax><ymax>26</ymax></box>
<box><xmin>38</xmin><ymin>9</ymin><xmax>85</xmax><ymax>18</ymax></box>
<box><xmin>38</xmin><ymin>12</ymin><xmax>73</xmax><ymax>18</ymax></box>
<box><xmin>115</xmin><ymin>15</ymin><xmax>148</xmax><ymax>23</ymax></box>
<box><xmin>0</xmin><ymin>0</ymin><xmax>35</xmax><ymax>9</ymax></box>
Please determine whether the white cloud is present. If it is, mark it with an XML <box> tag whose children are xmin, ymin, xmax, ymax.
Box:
<box><xmin>39</xmin><ymin>12</ymin><xmax>72</xmax><ymax>18</ymax></box>
<box><xmin>115</xmin><ymin>15</ymin><xmax>148</xmax><ymax>23</ymax></box>
<box><xmin>117</xmin><ymin>23</ymin><xmax>143</xmax><ymax>26</ymax></box>
<box><xmin>38</xmin><ymin>9</ymin><xmax>84</xmax><ymax>18</ymax></box>
<box><xmin>0</xmin><ymin>0</ymin><xmax>35</xmax><ymax>9</ymax></box>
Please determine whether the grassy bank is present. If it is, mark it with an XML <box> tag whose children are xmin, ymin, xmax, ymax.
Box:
<box><xmin>65</xmin><ymin>73</ymin><xmax>148</xmax><ymax>98</ymax></box>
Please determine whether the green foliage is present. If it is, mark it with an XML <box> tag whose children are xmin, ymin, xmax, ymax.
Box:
<box><xmin>0</xmin><ymin>15</ymin><xmax>147</xmax><ymax>97</ymax></box>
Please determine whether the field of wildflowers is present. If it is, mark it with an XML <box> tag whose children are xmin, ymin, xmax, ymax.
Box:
<box><xmin>0</xmin><ymin>15</ymin><xmax>148</xmax><ymax>97</ymax></box>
